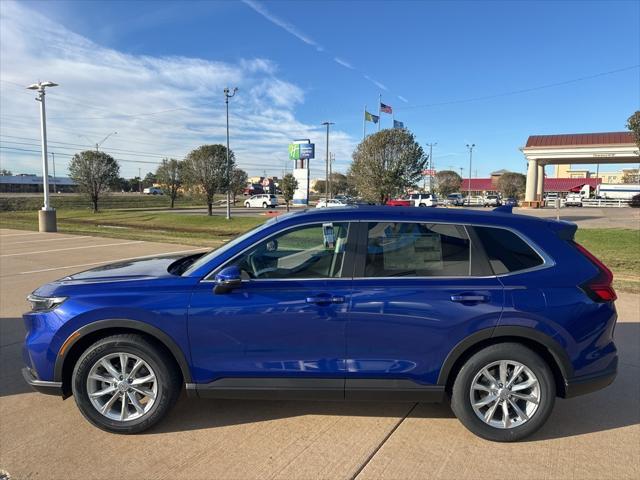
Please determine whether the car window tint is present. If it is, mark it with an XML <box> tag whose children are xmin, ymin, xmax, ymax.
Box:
<box><xmin>473</xmin><ymin>226</ymin><xmax>543</xmax><ymax>274</ymax></box>
<box><xmin>229</xmin><ymin>223</ymin><xmax>349</xmax><ymax>279</ymax></box>
<box><xmin>364</xmin><ymin>222</ymin><xmax>471</xmax><ymax>277</ymax></box>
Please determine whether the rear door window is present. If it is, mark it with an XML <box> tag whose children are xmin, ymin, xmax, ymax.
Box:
<box><xmin>363</xmin><ymin>222</ymin><xmax>473</xmax><ymax>277</ymax></box>
<box><xmin>472</xmin><ymin>226</ymin><xmax>544</xmax><ymax>274</ymax></box>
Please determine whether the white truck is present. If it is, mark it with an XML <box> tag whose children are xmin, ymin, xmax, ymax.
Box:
<box><xmin>409</xmin><ymin>193</ymin><xmax>437</xmax><ymax>207</ymax></box>
<box><xmin>596</xmin><ymin>184</ymin><xmax>640</xmax><ymax>200</ymax></box>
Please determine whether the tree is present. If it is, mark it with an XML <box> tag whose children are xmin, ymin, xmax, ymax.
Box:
<box><xmin>496</xmin><ymin>172</ymin><xmax>526</xmax><ymax>198</ymax></box>
<box><xmin>156</xmin><ymin>158</ymin><xmax>182</xmax><ymax>208</ymax></box>
<box><xmin>0</xmin><ymin>169</ymin><xmax>12</xmax><ymax>176</ymax></box>
<box><xmin>68</xmin><ymin>150</ymin><xmax>120</xmax><ymax>213</ymax></box>
<box><xmin>435</xmin><ymin>170</ymin><xmax>462</xmax><ymax>197</ymax></box>
<box><xmin>626</xmin><ymin>111</ymin><xmax>640</xmax><ymax>149</ymax></box>
<box><xmin>621</xmin><ymin>169</ymin><xmax>640</xmax><ymax>184</ymax></box>
<box><xmin>143</xmin><ymin>172</ymin><xmax>157</xmax><ymax>188</ymax></box>
<box><xmin>128</xmin><ymin>176</ymin><xmax>142</xmax><ymax>193</ymax></box>
<box><xmin>348</xmin><ymin>129</ymin><xmax>427</xmax><ymax>204</ymax></box>
<box><xmin>314</xmin><ymin>173</ymin><xmax>349</xmax><ymax>195</ymax></box>
<box><xmin>280</xmin><ymin>173</ymin><xmax>298</xmax><ymax>211</ymax></box>
<box><xmin>110</xmin><ymin>177</ymin><xmax>130</xmax><ymax>192</ymax></box>
<box><xmin>182</xmin><ymin>144</ymin><xmax>234</xmax><ymax>215</ymax></box>
<box><xmin>229</xmin><ymin>168</ymin><xmax>248</xmax><ymax>205</ymax></box>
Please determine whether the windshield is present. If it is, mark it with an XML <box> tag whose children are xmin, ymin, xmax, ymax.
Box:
<box><xmin>182</xmin><ymin>217</ymin><xmax>277</xmax><ymax>276</ymax></box>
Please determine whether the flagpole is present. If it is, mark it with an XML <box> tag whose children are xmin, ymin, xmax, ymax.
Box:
<box><xmin>378</xmin><ymin>94</ymin><xmax>381</xmax><ymax>131</ymax></box>
<box><xmin>363</xmin><ymin>104</ymin><xmax>366</xmax><ymax>140</ymax></box>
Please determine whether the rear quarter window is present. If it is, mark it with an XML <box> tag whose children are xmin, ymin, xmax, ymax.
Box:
<box><xmin>473</xmin><ymin>226</ymin><xmax>544</xmax><ymax>274</ymax></box>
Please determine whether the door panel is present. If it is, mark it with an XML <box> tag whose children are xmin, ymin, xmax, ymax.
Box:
<box><xmin>188</xmin><ymin>279</ymin><xmax>350</xmax><ymax>384</ymax></box>
<box><xmin>346</xmin><ymin>221</ymin><xmax>504</xmax><ymax>385</ymax></box>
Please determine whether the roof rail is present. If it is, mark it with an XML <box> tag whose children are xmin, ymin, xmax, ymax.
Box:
<box><xmin>493</xmin><ymin>205</ymin><xmax>513</xmax><ymax>214</ymax></box>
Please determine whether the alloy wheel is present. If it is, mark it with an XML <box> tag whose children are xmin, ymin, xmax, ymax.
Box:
<box><xmin>86</xmin><ymin>352</ymin><xmax>158</xmax><ymax>422</ymax></box>
<box><xmin>470</xmin><ymin>360</ymin><xmax>540</xmax><ymax>429</ymax></box>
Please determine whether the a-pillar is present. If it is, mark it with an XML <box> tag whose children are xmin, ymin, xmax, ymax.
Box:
<box><xmin>525</xmin><ymin>159</ymin><xmax>538</xmax><ymax>202</ymax></box>
<box><xmin>536</xmin><ymin>164</ymin><xmax>545</xmax><ymax>201</ymax></box>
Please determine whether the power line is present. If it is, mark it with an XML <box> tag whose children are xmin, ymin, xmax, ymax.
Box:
<box><xmin>397</xmin><ymin>64</ymin><xmax>640</xmax><ymax>111</ymax></box>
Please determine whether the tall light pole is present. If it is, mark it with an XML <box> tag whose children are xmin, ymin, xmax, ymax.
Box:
<box><xmin>224</xmin><ymin>87</ymin><xmax>238</xmax><ymax>220</ymax></box>
<box><xmin>466</xmin><ymin>144</ymin><xmax>475</xmax><ymax>205</ymax></box>
<box><xmin>50</xmin><ymin>152</ymin><xmax>56</xmax><ymax>194</ymax></box>
<box><xmin>426</xmin><ymin>142</ymin><xmax>437</xmax><ymax>193</ymax></box>
<box><xmin>321</xmin><ymin>122</ymin><xmax>334</xmax><ymax>199</ymax></box>
<box><xmin>27</xmin><ymin>81</ymin><xmax>58</xmax><ymax>232</ymax></box>
<box><xmin>79</xmin><ymin>131</ymin><xmax>118</xmax><ymax>152</ymax></box>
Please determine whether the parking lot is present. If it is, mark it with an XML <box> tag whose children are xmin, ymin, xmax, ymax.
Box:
<box><xmin>1</xmin><ymin>227</ymin><xmax>638</xmax><ymax>480</ymax></box>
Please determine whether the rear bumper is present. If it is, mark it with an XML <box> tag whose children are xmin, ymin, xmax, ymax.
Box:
<box><xmin>22</xmin><ymin>367</ymin><xmax>63</xmax><ymax>396</ymax></box>
<box><xmin>563</xmin><ymin>357</ymin><xmax>617</xmax><ymax>398</ymax></box>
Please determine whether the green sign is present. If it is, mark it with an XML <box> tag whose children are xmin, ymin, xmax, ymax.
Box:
<box><xmin>288</xmin><ymin>143</ymin><xmax>300</xmax><ymax>160</ymax></box>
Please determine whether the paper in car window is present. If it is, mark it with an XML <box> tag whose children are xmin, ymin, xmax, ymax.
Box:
<box><xmin>322</xmin><ymin>223</ymin><xmax>335</xmax><ymax>249</ymax></box>
<box><xmin>382</xmin><ymin>232</ymin><xmax>443</xmax><ymax>271</ymax></box>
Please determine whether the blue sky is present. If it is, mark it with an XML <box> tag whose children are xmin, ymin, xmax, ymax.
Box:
<box><xmin>1</xmin><ymin>0</ymin><xmax>639</xmax><ymax>179</ymax></box>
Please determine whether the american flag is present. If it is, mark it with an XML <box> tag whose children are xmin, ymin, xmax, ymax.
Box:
<box><xmin>380</xmin><ymin>102</ymin><xmax>392</xmax><ymax>114</ymax></box>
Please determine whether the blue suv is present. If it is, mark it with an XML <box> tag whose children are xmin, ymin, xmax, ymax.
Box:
<box><xmin>22</xmin><ymin>206</ymin><xmax>618</xmax><ymax>441</ymax></box>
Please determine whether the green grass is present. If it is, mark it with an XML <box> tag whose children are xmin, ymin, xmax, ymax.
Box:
<box><xmin>0</xmin><ymin>209</ymin><xmax>266</xmax><ymax>248</ymax></box>
<box><xmin>575</xmin><ymin>229</ymin><xmax>640</xmax><ymax>293</ymax></box>
<box><xmin>1</xmin><ymin>210</ymin><xmax>638</xmax><ymax>292</ymax></box>
<box><xmin>0</xmin><ymin>194</ymin><xmax>222</xmax><ymax>212</ymax></box>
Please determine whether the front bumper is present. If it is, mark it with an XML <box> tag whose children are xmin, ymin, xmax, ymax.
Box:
<box><xmin>563</xmin><ymin>357</ymin><xmax>618</xmax><ymax>398</ymax></box>
<box><xmin>22</xmin><ymin>367</ymin><xmax>63</xmax><ymax>396</ymax></box>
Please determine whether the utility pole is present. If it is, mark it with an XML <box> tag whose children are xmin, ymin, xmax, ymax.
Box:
<box><xmin>27</xmin><ymin>81</ymin><xmax>58</xmax><ymax>232</ymax></box>
<box><xmin>321</xmin><ymin>122</ymin><xmax>334</xmax><ymax>199</ymax></box>
<box><xmin>138</xmin><ymin>167</ymin><xmax>142</xmax><ymax>194</ymax></box>
<box><xmin>466</xmin><ymin>144</ymin><xmax>475</xmax><ymax>205</ymax></box>
<box><xmin>50</xmin><ymin>152</ymin><xmax>56</xmax><ymax>194</ymax></box>
<box><xmin>426</xmin><ymin>142</ymin><xmax>437</xmax><ymax>193</ymax></box>
<box><xmin>329</xmin><ymin>152</ymin><xmax>335</xmax><ymax>197</ymax></box>
<box><xmin>224</xmin><ymin>87</ymin><xmax>238</xmax><ymax>219</ymax></box>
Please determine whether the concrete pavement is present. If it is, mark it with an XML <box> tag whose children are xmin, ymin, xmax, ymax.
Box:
<box><xmin>0</xmin><ymin>228</ymin><xmax>638</xmax><ymax>479</ymax></box>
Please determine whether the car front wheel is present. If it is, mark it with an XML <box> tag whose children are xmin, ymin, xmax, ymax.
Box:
<box><xmin>451</xmin><ymin>342</ymin><xmax>555</xmax><ymax>442</ymax></box>
<box><xmin>262</xmin><ymin>202</ymin><xmax>268</xmax><ymax>208</ymax></box>
<box><xmin>72</xmin><ymin>334</ymin><xmax>181</xmax><ymax>434</ymax></box>
<box><xmin>245</xmin><ymin>202</ymin><xmax>250</xmax><ymax>208</ymax></box>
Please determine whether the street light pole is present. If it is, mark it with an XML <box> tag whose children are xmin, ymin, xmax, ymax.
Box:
<box><xmin>224</xmin><ymin>87</ymin><xmax>238</xmax><ymax>220</ymax></box>
<box><xmin>466</xmin><ymin>144</ymin><xmax>475</xmax><ymax>205</ymax></box>
<box><xmin>51</xmin><ymin>152</ymin><xmax>56</xmax><ymax>194</ymax></box>
<box><xmin>426</xmin><ymin>142</ymin><xmax>437</xmax><ymax>193</ymax></box>
<box><xmin>27</xmin><ymin>81</ymin><xmax>58</xmax><ymax>232</ymax></box>
<box><xmin>321</xmin><ymin>122</ymin><xmax>334</xmax><ymax>199</ymax></box>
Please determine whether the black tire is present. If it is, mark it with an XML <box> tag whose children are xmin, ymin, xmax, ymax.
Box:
<box><xmin>450</xmin><ymin>343</ymin><xmax>555</xmax><ymax>442</ymax></box>
<box><xmin>245</xmin><ymin>202</ymin><xmax>250</xmax><ymax>208</ymax></box>
<box><xmin>262</xmin><ymin>202</ymin><xmax>268</xmax><ymax>208</ymax></box>
<box><xmin>72</xmin><ymin>333</ymin><xmax>181</xmax><ymax>434</ymax></box>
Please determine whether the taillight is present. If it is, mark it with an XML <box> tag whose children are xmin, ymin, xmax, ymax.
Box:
<box><xmin>574</xmin><ymin>242</ymin><xmax>617</xmax><ymax>302</ymax></box>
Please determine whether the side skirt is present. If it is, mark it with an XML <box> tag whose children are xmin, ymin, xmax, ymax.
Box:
<box><xmin>185</xmin><ymin>378</ymin><xmax>445</xmax><ymax>403</ymax></box>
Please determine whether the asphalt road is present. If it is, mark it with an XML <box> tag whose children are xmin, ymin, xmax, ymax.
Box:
<box><xmin>0</xmin><ymin>228</ymin><xmax>638</xmax><ymax>480</ymax></box>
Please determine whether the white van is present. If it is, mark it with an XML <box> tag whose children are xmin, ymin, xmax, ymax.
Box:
<box><xmin>244</xmin><ymin>194</ymin><xmax>278</xmax><ymax>208</ymax></box>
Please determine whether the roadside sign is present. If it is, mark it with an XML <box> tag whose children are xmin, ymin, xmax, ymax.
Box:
<box><xmin>289</xmin><ymin>143</ymin><xmax>315</xmax><ymax>160</ymax></box>
<box><xmin>422</xmin><ymin>169</ymin><xmax>436</xmax><ymax>176</ymax></box>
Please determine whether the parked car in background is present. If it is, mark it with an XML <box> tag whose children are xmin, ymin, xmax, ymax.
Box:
<box><xmin>243</xmin><ymin>184</ymin><xmax>264</xmax><ymax>196</ymax></box>
<box><xmin>244</xmin><ymin>194</ymin><xmax>278</xmax><ymax>208</ymax></box>
<box><xmin>564</xmin><ymin>193</ymin><xmax>583</xmax><ymax>207</ymax></box>
<box><xmin>446</xmin><ymin>193</ymin><xmax>465</xmax><ymax>206</ymax></box>
<box><xmin>385</xmin><ymin>198</ymin><xmax>412</xmax><ymax>207</ymax></box>
<box><xmin>483</xmin><ymin>195</ymin><xmax>502</xmax><ymax>207</ymax></box>
<box><xmin>23</xmin><ymin>206</ymin><xmax>618</xmax><ymax>441</ymax></box>
<box><xmin>409</xmin><ymin>193</ymin><xmax>437</xmax><ymax>207</ymax></box>
<box><xmin>316</xmin><ymin>198</ymin><xmax>347</xmax><ymax>208</ymax></box>
<box><xmin>504</xmin><ymin>197</ymin><xmax>518</xmax><ymax>207</ymax></box>
<box><xmin>142</xmin><ymin>187</ymin><xmax>163</xmax><ymax>195</ymax></box>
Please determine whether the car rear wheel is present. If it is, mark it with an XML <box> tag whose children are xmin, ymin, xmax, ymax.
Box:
<box><xmin>262</xmin><ymin>202</ymin><xmax>268</xmax><ymax>208</ymax></box>
<box><xmin>72</xmin><ymin>334</ymin><xmax>181</xmax><ymax>434</ymax></box>
<box><xmin>245</xmin><ymin>202</ymin><xmax>250</xmax><ymax>208</ymax></box>
<box><xmin>451</xmin><ymin>343</ymin><xmax>555</xmax><ymax>442</ymax></box>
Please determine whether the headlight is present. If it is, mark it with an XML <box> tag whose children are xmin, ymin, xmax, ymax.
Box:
<box><xmin>26</xmin><ymin>294</ymin><xmax>67</xmax><ymax>312</ymax></box>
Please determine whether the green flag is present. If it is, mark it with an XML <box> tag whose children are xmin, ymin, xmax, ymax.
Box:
<box><xmin>364</xmin><ymin>111</ymin><xmax>379</xmax><ymax>124</ymax></box>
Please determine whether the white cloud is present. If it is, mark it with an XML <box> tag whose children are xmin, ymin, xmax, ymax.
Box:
<box><xmin>241</xmin><ymin>0</ymin><xmax>323</xmax><ymax>51</ymax></box>
<box><xmin>364</xmin><ymin>75</ymin><xmax>388</xmax><ymax>92</ymax></box>
<box><xmin>334</xmin><ymin>57</ymin><xmax>354</xmax><ymax>70</ymax></box>
<box><xmin>0</xmin><ymin>1</ymin><xmax>355</xmax><ymax>178</ymax></box>
<box><xmin>398</xmin><ymin>95</ymin><xmax>408</xmax><ymax>103</ymax></box>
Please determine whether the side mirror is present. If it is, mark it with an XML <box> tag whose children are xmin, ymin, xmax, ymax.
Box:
<box><xmin>213</xmin><ymin>265</ymin><xmax>242</xmax><ymax>294</ymax></box>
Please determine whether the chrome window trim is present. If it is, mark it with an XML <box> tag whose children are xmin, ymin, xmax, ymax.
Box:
<box><xmin>201</xmin><ymin>218</ymin><xmax>553</xmax><ymax>283</ymax></box>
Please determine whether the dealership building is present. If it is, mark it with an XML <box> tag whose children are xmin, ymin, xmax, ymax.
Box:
<box><xmin>0</xmin><ymin>174</ymin><xmax>77</xmax><ymax>193</ymax></box>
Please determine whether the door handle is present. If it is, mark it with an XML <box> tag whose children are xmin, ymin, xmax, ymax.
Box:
<box><xmin>306</xmin><ymin>295</ymin><xmax>345</xmax><ymax>305</ymax></box>
<box><xmin>450</xmin><ymin>294</ymin><xmax>488</xmax><ymax>303</ymax></box>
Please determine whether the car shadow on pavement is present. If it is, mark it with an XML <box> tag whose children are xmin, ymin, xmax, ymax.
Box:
<box><xmin>3</xmin><ymin>316</ymin><xmax>638</xmax><ymax>442</ymax></box>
